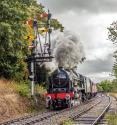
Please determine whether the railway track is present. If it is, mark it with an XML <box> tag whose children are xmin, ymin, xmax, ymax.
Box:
<box><xmin>72</xmin><ymin>95</ymin><xmax>111</xmax><ymax>125</ymax></box>
<box><xmin>97</xmin><ymin>95</ymin><xmax>117</xmax><ymax>125</ymax></box>
<box><xmin>0</xmin><ymin>110</ymin><xmax>60</xmax><ymax>125</ymax></box>
<box><xmin>0</xmin><ymin>94</ymin><xmax>109</xmax><ymax>125</ymax></box>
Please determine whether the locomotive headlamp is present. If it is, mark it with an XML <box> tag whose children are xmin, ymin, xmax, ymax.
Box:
<box><xmin>46</xmin><ymin>95</ymin><xmax>51</xmax><ymax>101</ymax></box>
<box><xmin>65</xmin><ymin>94</ymin><xmax>70</xmax><ymax>100</ymax></box>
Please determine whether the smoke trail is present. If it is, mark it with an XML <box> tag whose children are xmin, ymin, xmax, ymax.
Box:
<box><xmin>51</xmin><ymin>30</ymin><xmax>85</xmax><ymax>69</ymax></box>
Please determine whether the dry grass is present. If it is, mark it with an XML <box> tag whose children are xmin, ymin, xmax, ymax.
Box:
<box><xmin>109</xmin><ymin>92</ymin><xmax>117</xmax><ymax>100</ymax></box>
<box><xmin>106</xmin><ymin>92</ymin><xmax>117</xmax><ymax>125</ymax></box>
<box><xmin>0</xmin><ymin>79</ymin><xmax>14</xmax><ymax>93</ymax></box>
<box><xmin>0</xmin><ymin>79</ymin><xmax>25</xmax><ymax>92</ymax></box>
<box><xmin>0</xmin><ymin>79</ymin><xmax>30</xmax><ymax>97</ymax></box>
<box><xmin>35</xmin><ymin>84</ymin><xmax>46</xmax><ymax>95</ymax></box>
<box><xmin>0</xmin><ymin>80</ymin><xmax>31</xmax><ymax>123</ymax></box>
<box><xmin>0</xmin><ymin>79</ymin><xmax>46</xmax><ymax>97</ymax></box>
<box><xmin>0</xmin><ymin>79</ymin><xmax>47</xmax><ymax>123</ymax></box>
<box><xmin>62</xmin><ymin>119</ymin><xmax>73</xmax><ymax>125</ymax></box>
<box><xmin>106</xmin><ymin>113</ymin><xmax>117</xmax><ymax>125</ymax></box>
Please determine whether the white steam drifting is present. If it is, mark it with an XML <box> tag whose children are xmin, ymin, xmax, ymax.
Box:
<box><xmin>51</xmin><ymin>30</ymin><xmax>85</xmax><ymax>69</ymax></box>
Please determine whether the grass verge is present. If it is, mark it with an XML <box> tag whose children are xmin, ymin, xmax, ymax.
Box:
<box><xmin>0</xmin><ymin>79</ymin><xmax>46</xmax><ymax>112</ymax></box>
<box><xmin>106</xmin><ymin>113</ymin><xmax>117</xmax><ymax>125</ymax></box>
<box><xmin>62</xmin><ymin>119</ymin><xmax>73</xmax><ymax>125</ymax></box>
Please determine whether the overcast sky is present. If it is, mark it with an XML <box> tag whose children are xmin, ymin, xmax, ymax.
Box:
<box><xmin>38</xmin><ymin>0</ymin><xmax>116</xmax><ymax>83</ymax></box>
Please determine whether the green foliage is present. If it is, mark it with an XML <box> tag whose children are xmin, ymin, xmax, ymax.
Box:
<box><xmin>108</xmin><ymin>21</ymin><xmax>117</xmax><ymax>79</ymax></box>
<box><xmin>99</xmin><ymin>80</ymin><xmax>112</xmax><ymax>92</ymax></box>
<box><xmin>113</xmin><ymin>57</ymin><xmax>117</xmax><ymax>78</ymax></box>
<box><xmin>0</xmin><ymin>0</ymin><xmax>64</xmax><ymax>81</ymax></box>
<box><xmin>0</xmin><ymin>0</ymin><xmax>31</xmax><ymax>80</ymax></box>
<box><xmin>16</xmin><ymin>83</ymin><xmax>30</xmax><ymax>97</ymax></box>
<box><xmin>51</xmin><ymin>19</ymin><xmax>64</xmax><ymax>32</ymax></box>
<box><xmin>98</xmin><ymin>80</ymin><xmax>117</xmax><ymax>92</ymax></box>
<box><xmin>97</xmin><ymin>83</ymin><xmax>103</xmax><ymax>92</ymax></box>
<box><xmin>108</xmin><ymin>21</ymin><xmax>117</xmax><ymax>43</ymax></box>
<box><xmin>111</xmin><ymin>80</ymin><xmax>117</xmax><ymax>92</ymax></box>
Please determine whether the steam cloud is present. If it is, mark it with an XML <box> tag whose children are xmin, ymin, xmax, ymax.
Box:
<box><xmin>51</xmin><ymin>30</ymin><xmax>85</xmax><ymax>69</ymax></box>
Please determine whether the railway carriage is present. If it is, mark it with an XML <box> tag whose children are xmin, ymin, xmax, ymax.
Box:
<box><xmin>92</xmin><ymin>83</ymin><xmax>97</xmax><ymax>96</ymax></box>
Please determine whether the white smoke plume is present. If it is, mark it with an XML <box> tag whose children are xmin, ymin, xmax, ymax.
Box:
<box><xmin>51</xmin><ymin>30</ymin><xmax>85</xmax><ymax>69</ymax></box>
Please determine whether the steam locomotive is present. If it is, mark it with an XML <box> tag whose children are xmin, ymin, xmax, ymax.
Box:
<box><xmin>45</xmin><ymin>67</ymin><xmax>97</xmax><ymax>109</ymax></box>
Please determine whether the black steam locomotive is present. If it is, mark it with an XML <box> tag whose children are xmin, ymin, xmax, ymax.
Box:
<box><xmin>45</xmin><ymin>67</ymin><xmax>97</xmax><ymax>109</ymax></box>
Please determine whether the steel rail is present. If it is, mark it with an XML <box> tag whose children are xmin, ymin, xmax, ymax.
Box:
<box><xmin>0</xmin><ymin>110</ymin><xmax>53</xmax><ymax>125</ymax></box>
<box><xmin>24</xmin><ymin>98</ymin><xmax>100</xmax><ymax>125</ymax></box>
<box><xmin>91</xmin><ymin>96</ymin><xmax>111</xmax><ymax>125</ymax></box>
<box><xmin>71</xmin><ymin>100</ymin><xmax>102</xmax><ymax>120</ymax></box>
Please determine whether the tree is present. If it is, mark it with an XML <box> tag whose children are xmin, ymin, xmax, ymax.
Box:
<box><xmin>98</xmin><ymin>80</ymin><xmax>117</xmax><ymax>92</ymax></box>
<box><xmin>108</xmin><ymin>21</ymin><xmax>117</xmax><ymax>79</ymax></box>
<box><xmin>98</xmin><ymin>80</ymin><xmax>112</xmax><ymax>92</ymax></box>
<box><xmin>97</xmin><ymin>84</ymin><xmax>103</xmax><ymax>92</ymax></box>
<box><xmin>0</xmin><ymin>0</ymin><xmax>64</xmax><ymax>81</ymax></box>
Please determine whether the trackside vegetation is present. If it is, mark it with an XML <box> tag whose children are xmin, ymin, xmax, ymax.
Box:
<box><xmin>97</xmin><ymin>80</ymin><xmax>117</xmax><ymax>92</ymax></box>
<box><xmin>0</xmin><ymin>0</ymin><xmax>63</xmax><ymax>82</ymax></box>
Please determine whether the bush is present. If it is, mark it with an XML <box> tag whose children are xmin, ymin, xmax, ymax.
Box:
<box><xmin>16</xmin><ymin>83</ymin><xmax>30</xmax><ymax>97</ymax></box>
<box><xmin>98</xmin><ymin>80</ymin><xmax>117</xmax><ymax>92</ymax></box>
